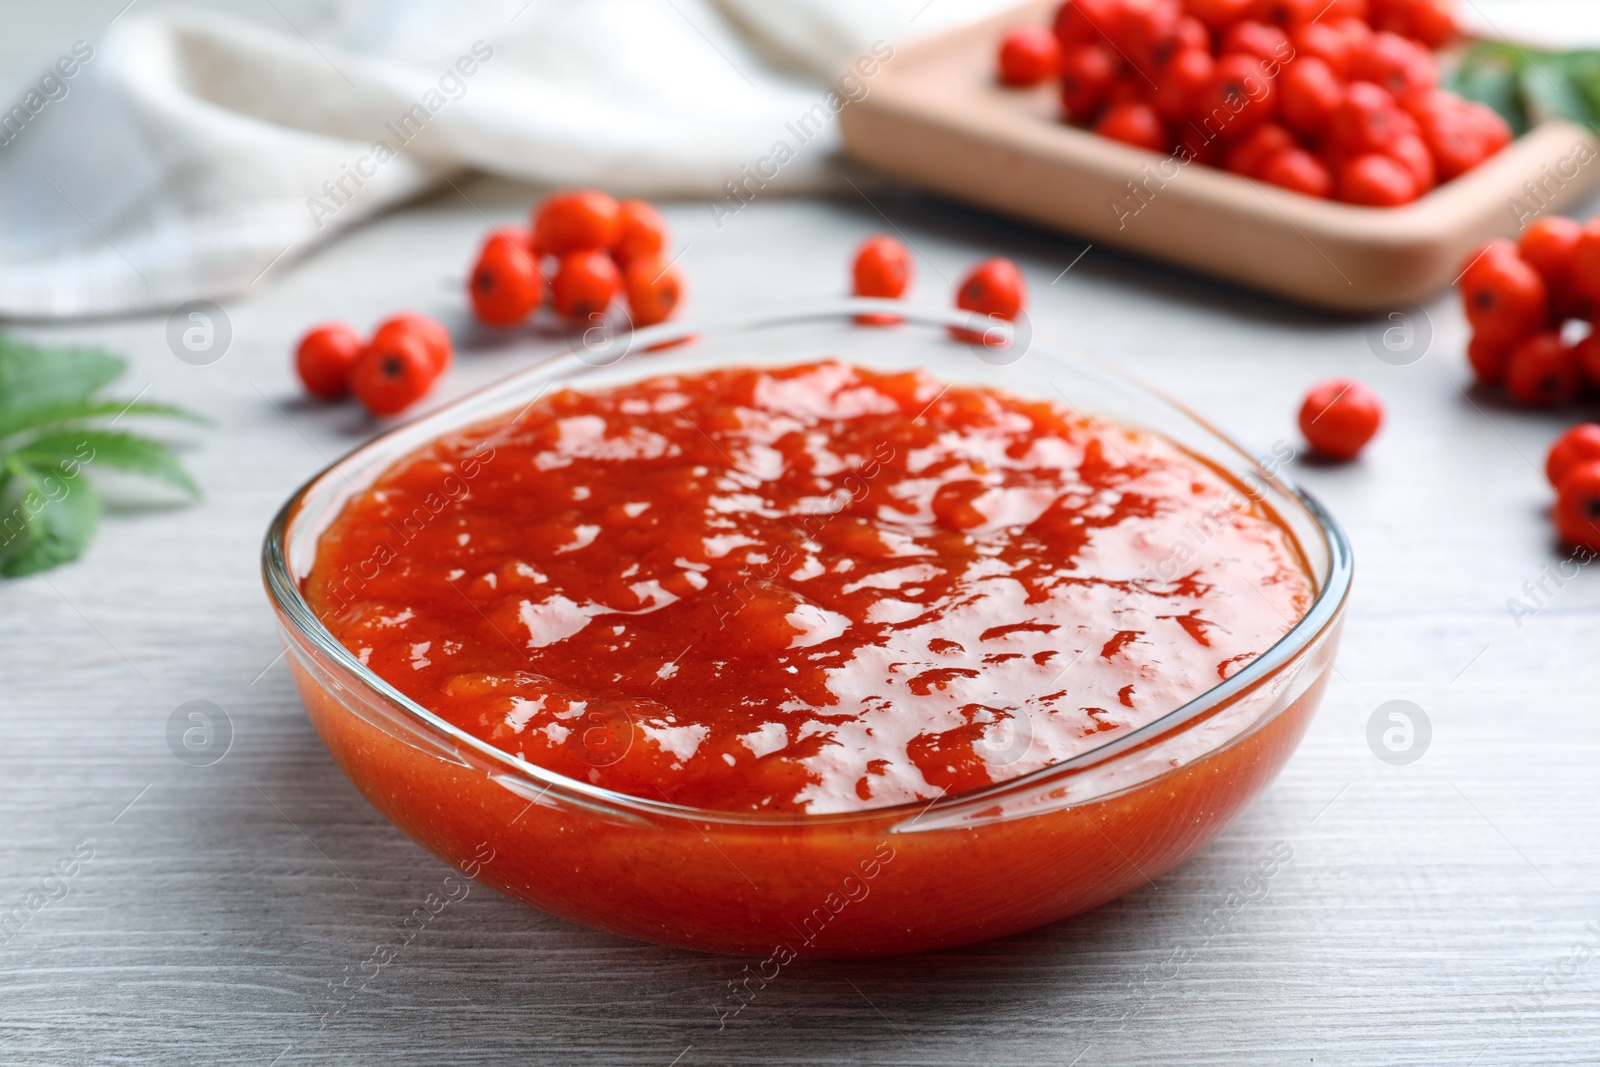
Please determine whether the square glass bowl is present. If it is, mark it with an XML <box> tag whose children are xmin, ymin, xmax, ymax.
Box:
<box><xmin>263</xmin><ymin>300</ymin><xmax>1351</xmax><ymax>957</ymax></box>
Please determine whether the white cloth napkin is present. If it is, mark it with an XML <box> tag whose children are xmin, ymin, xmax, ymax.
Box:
<box><xmin>0</xmin><ymin>0</ymin><xmax>1005</xmax><ymax>320</ymax></box>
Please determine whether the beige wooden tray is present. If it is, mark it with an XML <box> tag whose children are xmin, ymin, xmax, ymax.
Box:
<box><xmin>840</xmin><ymin>1</ymin><xmax>1600</xmax><ymax>312</ymax></box>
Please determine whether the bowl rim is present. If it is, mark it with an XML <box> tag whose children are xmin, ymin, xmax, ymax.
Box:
<box><xmin>262</xmin><ymin>297</ymin><xmax>1353</xmax><ymax>828</ymax></box>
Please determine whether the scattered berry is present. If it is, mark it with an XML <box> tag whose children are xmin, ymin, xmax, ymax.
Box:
<box><xmin>1504</xmin><ymin>332</ymin><xmax>1579</xmax><ymax>408</ymax></box>
<box><xmin>1519</xmin><ymin>216</ymin><xmax>1582</xmax><ymax>315</ymax></box>
<box><xmin>1387</xmin><ymin>133</ymin><xmax>1437</xmax><ymax>194</ymax></box>
<box><xmin>1094</xmin><ymin>101</ymin><xmax>1168</xmax><ymax>151</ymax></box>
<box><xmin>1225</xmin><ymin>122</ymin><xmax>1295</xmax><ymax>178</ymax></box>
<box><xmin>1352</xmin><ymin>31</ymin><xmax>1438</xmax><ymax>100</ymax></box>
<box><xmin>852</xmin><ymin>235</ymin><xmax>914</xmax><ymax>326</ymax></box>
<box><xmin>349</xmin><ymin>331</ymin><xmax>437</xmax><ymax>417</ymax></box>
<box><xmin>1054</xmin><ymin>0</ymin><xmax>1129</xmax><ymax>47</ymax></box>
<box><xmin>1255</xmin><ymin>0</ymin><xmax>1320</xmax><ymax>30</ymax></box>
<box><xmin>469</xmin><ymin>232</ymin><xmax>543</xmax><ymax>327</ymax></box>
<box><xmin>1123</xmin><ymin>0</ymin><xmax>1184</xmax><ymax>72</ymax></box>
<box><xmin>1466</xmin><ymin>334</ymin><xmax>1510</xmax><ymax>387</ymax></box>
<box><xmin>1150</xmin><ymin>47</ymin><xmax>1215</xmax><ymax>121</ymax></box>
<box><xmin>613</xmin><ymin>200</ymin><xmax>669</xmax><ymax>269</ymax></box>
<box><xmin>854</xmin><ymin>235</ymin><xmax>913</xmax><ymax>299</ymax></box>
<box><xmin>1555</xmin><ymin>459</ymin><xmax>1600</xmax><ymax>553</ymax></box>
<box><xmin>1279</xmin><ymin>56</ymin><xmax>1345</xmax><ymax>136</ymax></box>
<box><xmin>294</xmin><ymin>322</ymin><xmax>363</xmax><ymax>400</ymax></box>
<box><xmin>1175</xmin><ymin>15</ymin><xmax>1209</xmax><ymax>52</ymax></box>
<box><xmin>1546</xmin><ymin>423</ymin><xmax>1600</xmax><ymax>489</ymax></box>
<box><xmin>1575</xmin><ymin>333</ymin><xmax>1600</xmax><ymax>386</ymax></box>
<box><xmin>1185</xmin><ymin>0</ymin><xmax>1253</xmax><ymax>28</ymax></box>
<box><xmin>372</xmin><ymin>312</ymin><xmax>452</xmax><ymax>377</ymax></box>
<box><xmin>1298</xmin><ymin>379</ymin><xmax>1383</xmax><ymax>460</ymax></box>
<box><xmin>622</xmin><ymin>258</ymin><xmax>684</xmax><ymax>327</ymax></box>
<box><xmin>551</xmin><ymin>250</ymin><xmax>622</xmax><ymax>322</ymax></box>
<box><xmin>534</xmin><ymin>190</ymin><xmax>622</xmax><ymax>257</ymax></box>
<box><xmin>1292</xmin><ymin>20</ymin><xmax>1357</xmax><ymax>77</ymax></box>
<box><xmin>1202</xmin><ymin>54</ymin><xmax>1279</xmax><ymax>136</ymax></box>
<box><xmin>1338</xmin><ymin>153</ymin><xmax>1418</xmax><ymax>206</ymax></box>
<box><xmin>1414</xmin><ymin>92</ymin><xmax>1506</xmax><ymax>180</ymax></box>
<box><xmin>1459</xmin><ymin>241</ymin><xmax>1549</xmax><ymax>349</ymax></box>
<box><xmin>1377</xmin><ymin>0</ymin><xmax>1456</xmax><ymax>48</ymax></box>
<box><xmin>1260</xmin><ymin>146</ymin><xmax>1333</xmax><ymax>197</ymax></box>
<box><xmin>999</xmin><ymin>25</ymin><xmax>1062</xmax><ymax>87</ymax></box>
<box><xmin>952</xmin><ymin>258</ymin><xmax>1027</xmax><ymax>344</ymax></box>
<box><xmin>1060</xmin><ymin>43</ymin><xmax>1117</xmax><ymax>120</ymax></box>
<box><xmin>1221</xmin><ymin>19</ymin><xmax>1289</xmax><ymax>61</ymax></box>
<box><xmin>1567</xmin><ymin>220</ymin><xmax>1600</xmax><ymax>314</ymax></box>
<box><xmin>1329</xmin><ymin>82</ymin><xmax>1408</xmax><ymax>155</ymax></box>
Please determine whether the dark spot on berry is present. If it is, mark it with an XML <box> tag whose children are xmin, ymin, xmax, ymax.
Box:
<box><xmin>381</xmin><ymin>356</ymin><xmax>403</xmax><ymax>378</ymax></box>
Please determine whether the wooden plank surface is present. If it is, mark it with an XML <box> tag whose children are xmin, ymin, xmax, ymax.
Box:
<box><xmin>4</xmin><ymin>11</ymin><xmax>1600</xmax><ymax>1065</ymax></box>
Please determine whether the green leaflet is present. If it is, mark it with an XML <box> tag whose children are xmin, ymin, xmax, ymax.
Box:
<box><xmin>1450</xmin><ymin>42</ymin><xmax>1600</xmax><ymax>133</ymax></box>
<box><xmin>0</xmin><ymin>333</ymin><xmax>202</xmax><ymax>578</ymax></box>
<box><xmin>1446</xmin><ymin>45</ymin><xmax>1530</xmax><ymax>135</ymax></box>
<box><xmin>1520</xmin><ymin>56</ymin><xmax>1598</xmax><ymax>127</ymax></box>
<box><xmin>0</xmin><ymin>336</ymin><xmax>125</xmax><ymax>428</ymax></box>
<box><xmin>14</xmin><ymin>429</ymin><xmax>200</xmax><ymax>499</ymax></box>
<box><xmin>0</xmin><ymin>460</ymin><xmax>100</xmax><ymax>578</ymax></box>
<box><xmin>1563</xmin><ymin>51</ymin><xmax>1600</xmax><ymax>123</ymax></box>
<box><xmin>0</xmin><ymin>398</ymin><xmax>203</xmax><ymax>440</ymax></box>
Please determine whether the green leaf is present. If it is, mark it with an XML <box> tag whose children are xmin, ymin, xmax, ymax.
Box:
<box><xmin>0</xmin><ymin>397</ymin><xmax>204</xmax><ymax>440</ymax></box>
<box><xmin>1447</xmin><ymin>44</ymin><xmax>1531</xmax><ymax>134</ymax></box>
<box><xmin>1518</xmin><ymin>55</ymin><xmax>1598</xmax><ymax>127</ymax></box>
<box><xmin>0</xmin><ymin>333</ymin><xmax>202</xmax><ymax>578</ymax></box>
<box><xmin>1558</xmin><ymin>50</ymin><xmax>1600</xmax><ymax>126</ymax></box>
<box><xmin>12</xmin><ymin>429</ymin><xmax>199</xmax><ymax>498</ymax></box>
<box><xmin>0</xmin><ymin>459</ymin><xmax>100</xmax><ymax>578</ymax></box>
<box><xmin>0</xmin><ymin>336</ymin><xmax>125</xmax><ymax>433</ymax></box>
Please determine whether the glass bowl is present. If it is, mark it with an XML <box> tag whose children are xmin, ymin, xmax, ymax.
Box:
<box><xmin>262</xmin><ymin>299</ymin><xmax>1351</xmax><ymax>958</ymax></box>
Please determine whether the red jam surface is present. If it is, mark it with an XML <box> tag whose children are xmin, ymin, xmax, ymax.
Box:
<box><xmin>305</xmin><ymin>361</ymin><xmax>1312</xmax><ymax>815</ymax></box>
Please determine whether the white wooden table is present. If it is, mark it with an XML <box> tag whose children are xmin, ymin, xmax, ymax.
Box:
<box><xmin>5</xmin><ymin>9</ymin><xmax>1600</xmax><ymax>1067</ymax></box>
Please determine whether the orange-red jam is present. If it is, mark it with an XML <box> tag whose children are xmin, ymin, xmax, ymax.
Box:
<box><xmin>305</xmin><ymin>361</ymin><xmax>1312</xmax><ymax>814</ymax></box>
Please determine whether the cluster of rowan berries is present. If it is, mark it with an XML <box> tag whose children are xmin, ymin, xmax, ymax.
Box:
<box><xmin>468</xmin><ymin>190</ymin><xmax>684</xmax><ymax>331</ymax></box>
<box><xmin>997</xmin><ymin>0</ymin><xmax>1510</xmax><ymax>205</ymax></box>
<box><xmin>1546</xmin><ymin>424</ymin><xmax>1600</xmax><ymax>552</ymax></box>
<box><xmin>292</xmin><ymin>191</ymin><xmax>688</xmax><ymax>415</ymax></box>
<box><xmin>1454</xmin><ymin>216</ymin><xmax>1600</xmax><ymax>551</ymax></box>
<box><xmin>294</xmin><ymin>313</ymin><xmax>453</xmax><ymax>417</ymax></box>
<box><xmin>1457</xmin><ymin>218</ymin><xmax>1600</xmax><ymax>407</ymax></box>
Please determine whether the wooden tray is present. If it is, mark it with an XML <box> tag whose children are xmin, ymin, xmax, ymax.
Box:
<box><xmin>840</xmin><ymin>1</ymin><xmax>1600</xmax><ymax>312</ymax></box>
